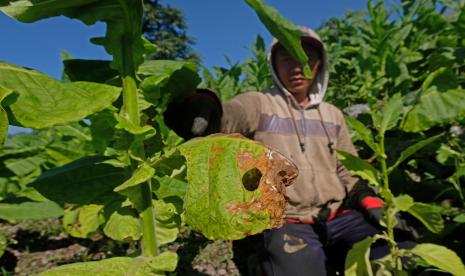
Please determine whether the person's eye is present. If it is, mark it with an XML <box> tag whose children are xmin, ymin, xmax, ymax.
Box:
<box><xmin>282</xmin><ymin>56</ymin><xmax>292</xmax><ymax>62</ymax></box>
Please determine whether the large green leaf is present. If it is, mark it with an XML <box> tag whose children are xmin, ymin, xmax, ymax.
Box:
<box><xmin>112</xmin><ymin>163</ymin><xmax>155</xmax><ymax>212</ymax></box>
<box><xmin>410</xmin><ymin>243</ymin><xmax>465</xmax><ymax>276</ymax></box>
<box><xmin>4</xmin><ymin>155</ymin><xmax>46</xmax><ymax>176</ymax></box>
<box><xmin>178</xmin><ymin>134</ymin><xmax>298</xmax><ymax>240</ymax></box>
<box><xmin>244</xmin><ymin>0</ymin><xmax>311</xmax><ymax>78</ymax></box>
<box><xmin>63</xmin><ymin>204</ymin><xmax>103</xmax><ymax>238</ymax></box>
<box><xmin>63</xmin><ymin>59</ymin><xmax>118</xmax><ymax>83</ymax></box>
<box><xmin>402</xmin><ymin>89</ymin><xmax>465</xmax><ymax>132</ymax></box>
<box><xmin>40</xmin><ymin>257</ymin><xmax>133</xmax><ymax>276</ymax></box>
<box><xmin>30</xmin><ymin>156</ymin><xmax>129</xmax><ymax>206</ymax></box>
<box><xmin>89</xmin><ymin>109</ymin><xmax>117</xmax><ymax>154</ymax></box>
<box><xmin>0</xmin><ymin>62</ymin><xmax>121</xmax><ymax>129</ymax></box>
<box><xmin>345</xmin><ymin>116</ymin><xmax>380</xmax><ymax>155</ymax></box>
<box><xmin>153</xmin><ymin>199</ymin><xmax>180</xmax><ymax>245</ymax></box>
<box><xmin>53</xmin><ymin>124</ymin><xmax>92</xmax><ymax>141</ymax></box>
<box><xmin>152</xmin><ymin>176</ymin><xmax>187</xmax><ymax>199</ymax></box>
<box><xmin>0</xmin><ymin>85</ymin><xmax>13</xmax><ymax>145</ymax></box>
<box><xmin>392</xmin><ymin>194</ymin><xmax>414</xmax><ymax>211</ymax></box>
<box><xmin>407</xmin><ymin>202</ymin><xmax>444</xmax><ymax>233</ymax></box>
<box><xmin>0</xmin><ymin>201</ymin><xmax>63</xmax><ymax>222</ymax></box>
<box><xmin>336</xmin><ymin>151</ymin><xmax>380</xmax><ymax>187</ymax></box>
<box><xmin>114</xmin><ymin>114</ymin><xmax>156</xmax><ymax>137</ymax></box>
<box><xmin>344</xmin><ymin>236</ymin><xmax>374</xmax><ymax>276</ymax></box>
<box><xmin>0</xmin><ymin>0</ymin><xmax>100</xmax><ymax>22</ymax></box>
<box><xmin>40</xmin><ymin>252</ymin><xmax>178</xmax><ymax>275</ymax></box>
<box><xmin>13</xmin><ymin>187</ymin><xmax>47</xmax><ymax>202</ymax></box>
<box><xmin>103</xmin><ymin>207</ymin><xmax>141</xmax><ymax>241</ymax></box>
<box><xmin>127</xmin><ymin>252</ymin><xmax>178</xmax><ymax>275</ymax></box>
<box><xmin>388</xmin><ymin>133</ymin><xmax>443</xmax><ymax>174</ymax></box>
<box><xmin>379</xmin><ymin>93</ymin><xmax>403</xmax><ymax>134</ymax></box>
<box><xmin>0</xmin><ymin>0</ymin><xmax>145</xmax><ymax>74</ymax></box>
<box><xmin>114</xmin><ymin>163</ymin><xmax>154</xmax><ymax>193</ymax></box>
<box><xmin>0</xmin><ymin>144</ymin><xmax>43</xmax><ymax>158</ymax></box>
<box><xmin>391</xmin><ymin>24</ymin><xmax>413</xmax><ymax>49</ymax></box>
<box><xmin>151</xmin><ymin>149</ymin><xmax>187</xmax><ymax>199</ymax></box>
<box><xmin>139</xmin><ymin>60</ymin><xmax>201</xmax><ymax>105</ymax></box>
<box><xmin>421</xmin><ymin>67</ymin><xmax>459</xmax><ymax>92</ymax></box>
<box><xmin>2</xmin><ymin>131</ymin><xmax>48</xmax><ymax>152</ymax></box>
<box><xmin>436</xmin><ymin>143</ymin><xmax>461</xmax><ymax>164</ymax></box>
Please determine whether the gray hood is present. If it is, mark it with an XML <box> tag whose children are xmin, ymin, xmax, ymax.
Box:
<box><xmin>267</xmin><ymin>26</ymin><xmax>329</xmax><ymax>108</ymax></box>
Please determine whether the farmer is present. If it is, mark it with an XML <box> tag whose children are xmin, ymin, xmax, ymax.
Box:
<box><xmin>164</xmin><ymin>27</ymin><xmax>414</xmax><ymax>275</ymax></box>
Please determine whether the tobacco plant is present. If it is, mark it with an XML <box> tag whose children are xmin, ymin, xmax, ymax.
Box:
<box><xmin>320</xmin><ymin>0</ymin><xmax>465</xmax><ymax>107</ymax></box>
<box><xmin>0</xmin><ymin>0</ymin><xmax>305</xmax><ymax>274</ymax></box>
<box><xmin>201</xmin><ymin>34</ymin><xmax>272</xmax><ymax>101</ymax></box>
<box><xmin>0</xmin><ymin>1</ymin><xmax>194</xmax><ymax>273</ymax></box>
<box><xmin>0</xmin><ymin>124</ymin><xmax>96</xmax><ymax>216</ymax></box>
<box><xmin>339</xmin><ymin>93</ymin><xmax>465</xmax><ymax>275</ymax></box>
<box><xmin>319</xmin><ymin>2</ymin><xmax>465</xmax><ymax>273</ymax></box>
<box><xmin>436</xmin><ymin>126</ymin><xmax>465</xmax><ymax>207</ymax></box>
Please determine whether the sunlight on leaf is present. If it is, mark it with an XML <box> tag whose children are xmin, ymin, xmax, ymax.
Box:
<box><xmin>337</xmin><ymin>151</ymin><xmax>380</xmax><ymax>187</ymax></box>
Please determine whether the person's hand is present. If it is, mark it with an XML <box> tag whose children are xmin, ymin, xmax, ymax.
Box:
<box><xmin>360</xmin><ymin>196</ymin><xmax>384</xmax><ymax>224</ymax></box>
<box><xmin>365</xmin><ymin>206</ymin><xmax>383</xmax><ymax>224</ymax></box>
<box><xmin>164</xmin><ymin>88</ymin><xmax>222</xmax><ymax>139</ymax></box>
<box><xmin>361</xmin><ymin>197</ymin><xmax>419</xmax><ymax>240</ymax></box>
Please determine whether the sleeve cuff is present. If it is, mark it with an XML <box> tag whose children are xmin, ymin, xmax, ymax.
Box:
<box><xmin>361</xmin><ymin>196</ymin><xmax>384</xmax><ymax>209</ymax></box>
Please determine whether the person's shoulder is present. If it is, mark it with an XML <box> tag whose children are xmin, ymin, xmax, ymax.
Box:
<box><xmin>319</xmin><ymin>102</ymin><xmax>344</xmax><ymax>116</ymax></box>
<box><xmin>232</xmin><ymin>90</ymin><xmax>269</xmax><ymax>101</ymax></box>
<box><xmin>238</xmin><ymin>91</ymin><xmax>265</xmax><ymax>97</ymax></box>
<box><xmin>318</xmin><ymin>102</ymin><xmax>348</xmax><ymax>125</ymax></box>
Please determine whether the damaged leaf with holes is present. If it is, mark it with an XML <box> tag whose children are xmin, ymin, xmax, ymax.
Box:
<box><xmin>178</xmin><ymin>134</ymin><xmax>298</xmax><ymax>240</ymax></box>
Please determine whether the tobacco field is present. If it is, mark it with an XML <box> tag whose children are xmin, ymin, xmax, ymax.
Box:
<box><xmin>0</xmin><ymin>0</ymin><xmax>464</xmax><ymax>275</ymax></box>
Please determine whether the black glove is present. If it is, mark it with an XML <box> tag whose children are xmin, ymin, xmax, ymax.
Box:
<box><xmin>164</xmin><ymin>88</ymin><xmax>223</xmax><ymax>140</ymax></box>
<box><xmin>365</xmin><ymin>206</ymin><xmax>419</xmax><ymax>240</ymax></box>
<box><xmin>344</xmin><ymin>181</ymin><xmax>419</xmax><ymax>240</ymax></box>
<box><xmin>343</xmin><ymin>180</ymin><xmax>381</xmax><ymax>213</ymax></box>
<box><xmin>365</xmin><ymin>206</ymin><xmax>383</xmax><ymax>224</ymax></box>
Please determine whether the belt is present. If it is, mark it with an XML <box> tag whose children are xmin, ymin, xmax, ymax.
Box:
<box><xmin>286</xmin><ymin>208</ymin><xmax>350</xmax><ymax>224</ymax></box>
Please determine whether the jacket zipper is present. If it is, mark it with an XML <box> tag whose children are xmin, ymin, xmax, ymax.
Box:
<box><xmin>285</xmin><ymin>95</ymin><xmax>320</xmax><ymax>210</ymax></box>
<box><xmin>300</xmin><ymin>107</ymin><xmax>320</xmax><ymax>207</ymax></box>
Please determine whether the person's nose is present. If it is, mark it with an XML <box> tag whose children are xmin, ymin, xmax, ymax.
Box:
<box><xmin>289</xmin><ymin>61</ymin><xmax>303</xmax><ymax>74</ymax></box>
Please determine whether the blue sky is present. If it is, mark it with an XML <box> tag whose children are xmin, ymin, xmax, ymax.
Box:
<box><xmin>0</xmin><ymin>0</ymin><xmax>369</xmax><ymax>78</ymax></box>
<box><xmin>1</xmin><ymin>0</ymin><xmax>368</xmax><ymax>134</ymax></box>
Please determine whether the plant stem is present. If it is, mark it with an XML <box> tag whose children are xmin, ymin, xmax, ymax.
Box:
<box><xmin>140</xmin><ymin>179</ymin><xmax>158</xmax><ymax>256</ymax></box>
<box><xmin>379</xmin><ymin>135</ymin><xmax>398</xmax><ymax>267</ymax></box>
<box><xmin>120</xmin><ymin>37</ymin><xmax>158</xmax><ymax>256</ymax></box>
<box><xmin>379</xmin><ymin>136</ymin><xmax>389</xmax><ymax>193</ymax></box>
<box><xmin>121</xmin><ymin>74</ymin><xmax>140</xmax><ymax>126</ymax></box>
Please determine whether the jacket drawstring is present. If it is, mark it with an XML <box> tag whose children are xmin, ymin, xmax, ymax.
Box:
<box><xmin>285</xmin><ymin>96</ymin><xmax>334</xmax><ymax>155</ymax></box>
<box><xmin>286</xmin><ymin>95</ymin><xmax>306</xmax><ymax>152</ymax></box>
<box><xmin>317</xmin><ymin>107</ymin><xmax>335</xmax><ymax>154</ymax></box>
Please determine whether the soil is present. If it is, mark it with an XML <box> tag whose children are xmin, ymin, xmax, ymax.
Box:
<box><xmin>0</xmin><ymin>219</ymin><xmax>240</xmax><ymax>275</ymax></box>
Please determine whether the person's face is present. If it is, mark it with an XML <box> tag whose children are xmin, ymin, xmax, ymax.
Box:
<box><xmin>274</xmin><ymin>44</ymin><xmax>320</xmax><ymax>99</ymax></box>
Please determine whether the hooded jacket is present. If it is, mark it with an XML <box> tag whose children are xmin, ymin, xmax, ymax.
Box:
<box><xmin>220</xmin><ymin>27</ymin><xmax>359</xmax><ymax>222</ymax></box>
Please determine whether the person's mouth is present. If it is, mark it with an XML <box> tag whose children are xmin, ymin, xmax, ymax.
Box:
<box><xmin>289</xmin><ymin>76</ymin><xmax>305</xmax><ymax>85</ymax></box>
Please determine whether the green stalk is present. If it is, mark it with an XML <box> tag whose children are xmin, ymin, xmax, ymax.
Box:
<box><xmin>451</xmin><ymin>140</ymin><xmax>465</xmax><ymax>204</ymax></box>
<box><xmin>379</xmin><ymin>135</ymin><xmax>399</xmax><ymax>268</ymax></box>
<box><xmin>379</xmin><ymin>136</ymin><xmax>389</xmax><ymax>193</ymax></box>
<box><xmin>121</xmin><ymin>74</ymin><xmax>140</xmax><ymax>126</ymax></box>
<box><xmin>140</xmin><ymin>180</ymin><xmax>158</xmax><ymax>256</ymax></box>
<box><xmin>120</xmin><ymin>33</ymin><xmax>158</xmax><ymax>256</ymax></box>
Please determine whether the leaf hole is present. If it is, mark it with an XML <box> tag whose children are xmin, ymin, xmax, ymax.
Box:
<box><xmin>242</xmin><ymin>167</ymin><xmax>262</xmax><ymax>191</ymax></box>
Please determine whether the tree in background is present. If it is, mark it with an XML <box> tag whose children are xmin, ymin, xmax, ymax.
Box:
<box><xmin>143</xmin><ymin>0</ymin><xmax>200</xmax><ymax>62</ymax></box>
